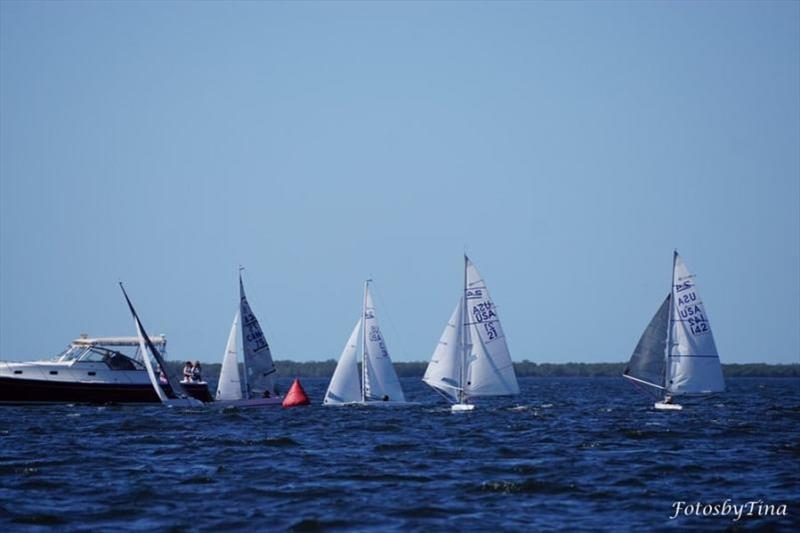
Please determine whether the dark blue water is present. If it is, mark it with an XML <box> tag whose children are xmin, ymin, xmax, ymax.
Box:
<box><xmin>1</xmin><ymin>377</ymin><xmax>798</xmax><ymax>531</ymax></box>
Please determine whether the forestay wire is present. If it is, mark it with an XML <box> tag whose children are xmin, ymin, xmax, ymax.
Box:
<box><xmin>370</xmin><ymin>284</ymin><xmax>413</xmax><ymax>363</ymax></box>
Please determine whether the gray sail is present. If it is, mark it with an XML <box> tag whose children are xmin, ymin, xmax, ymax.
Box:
<box><xmin>623</xmin><ymin>294</ymin><xmax>670</xmax><ymax>389</ymax></box>
<box><xmin>239</xmin><ymin>274</ymin><xmax>277</xmax><ymax>398</ymax></box>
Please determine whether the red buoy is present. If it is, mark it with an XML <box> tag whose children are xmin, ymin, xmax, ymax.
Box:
<box><xmin>282</xmin><ymin>378</ymin><xmax>310</xmax><ymax>408</ymax></box>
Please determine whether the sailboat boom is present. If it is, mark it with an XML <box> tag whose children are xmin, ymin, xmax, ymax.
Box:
<box><xmin>622</xmin><ymin>373</ymin><xmax>666</xmax><ymax>390</ymax></box>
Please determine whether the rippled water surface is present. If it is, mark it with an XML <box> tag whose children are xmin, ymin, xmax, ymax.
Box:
<box><xmin>1</xmin><ymin>377</ymin><xmax>798</xmax><ymax>531</ymax></box>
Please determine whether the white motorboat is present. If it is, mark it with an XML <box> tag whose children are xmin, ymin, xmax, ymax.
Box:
<box><xmin>0</xmin><ymin>334</ymin><xmax>211</xmax><ymax>404</ymax></box>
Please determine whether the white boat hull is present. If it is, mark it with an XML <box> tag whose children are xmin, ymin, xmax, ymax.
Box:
<box><xmin>451</xmin><ymin>403</ymin><xmax>475</xmax><ymax>412</ymax></box>
<box><xmin>654</xmin><ymin>401</ymin><xmax>683</xmax><ymax>411</ymax></box>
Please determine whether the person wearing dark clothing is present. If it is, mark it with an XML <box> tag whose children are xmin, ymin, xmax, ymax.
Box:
<box><xmin>191</xmin><ymin>361</ymin><xmax>202</xmax><ymax>382</ymax></box>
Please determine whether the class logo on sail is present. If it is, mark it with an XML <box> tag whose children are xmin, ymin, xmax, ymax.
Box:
<box><xmin>466</xmin><ymin>288</ymin><xmax>483</xmax><ymax>299</ymax></box>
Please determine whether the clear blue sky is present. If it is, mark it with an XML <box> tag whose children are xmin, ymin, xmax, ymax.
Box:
<box><xmin>1</xmin><ymin>1</ymin><xmax>798</xmax><ymax>364</ymax></box>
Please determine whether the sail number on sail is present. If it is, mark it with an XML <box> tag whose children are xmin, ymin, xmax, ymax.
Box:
<box><xmin>243</xmin><ymin>319</ymin><xmax>269</xmax><ymax>351</ymax></box>
<box><xmin>368</xmin><ymin>327</ymin><xmax>388</xmax><ymax>357</ymax></box>
<box><xmin>674</xmin><ymin>281</ymin><xmax>709</xmax><ymax>336</ymax></box>
<box><xmin>467</xmin><ymin>290</ymin><xmax>500</xmax><ymax>341</ymax></box>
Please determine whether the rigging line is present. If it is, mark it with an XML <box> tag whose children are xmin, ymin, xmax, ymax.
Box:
<box><xmin>422</xmin><ymin>378</ymin><xmax>464</xmax><ymax>393</ymax></box>
<box><xmin>429</xmin><ymin>383</ymin><xmax>456</xmax><ymax>405</ymax></box>
<box><xmin>623</xmin><ymin>371</ymin><xmax>662</xmax><ymax>400</ymax></box>
<box><xmin>370</xmin><ymin>284</ymin><xmax>413</xmax><ymax>363</ymax></box>
<box><xmin>672</xmin><ymin>316</ymin><xmax>709</xmax><ymax>323</ymax></box>
<box><xmin>630</xmin><ymin>377</ymin><xmax>661</xmax><ymax>401</ymax></box>
<box><xmin>667</xmin><ymin>354</ymin><xmax>720</xmax><ymax>358</ymax></box>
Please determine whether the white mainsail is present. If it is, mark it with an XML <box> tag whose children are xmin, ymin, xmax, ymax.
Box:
<box><xmin>362</xmin><ymin>287</ymin><xmax>406</xmax><ymax>402</ymax></box>
<box><xmin>463</xmin><ymin>258</ymin><xmax>520</xmax><ymax>397</ymax></box>
<box><xmin>667</xmin><ymin>252</ymin><xmax>725</xmax><ymax>394</ymax></box>
<box><xmin>423</xmin><ymin>299</ymin><xmax>463</xmax><ymax>403</ymax></box>
<box><xmin>216</xmin><ymin>312</ymin><xmax>243</xmax><ymax>401</ymax></box>
<box><xmin>324</xmin><ymin>319</ymin><xmax>362</xmax><ymax>405</ymax></box>
<box><xmin>239</xmin><ymin>274</ymin><xmax>277</xmax><ymax>398</ymax></box>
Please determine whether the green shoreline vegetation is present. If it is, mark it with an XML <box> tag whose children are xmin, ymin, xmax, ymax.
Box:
<box><xmin>166</xmin><ymin>360</ymin><xmax>799</xmax><ymax>380</ymax></box>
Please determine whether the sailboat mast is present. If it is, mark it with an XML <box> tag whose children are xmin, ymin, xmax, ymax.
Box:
<box><xmin>663</xmin><ymin>251</ymin><xmax>677</xmax><ymax>397</ymax></box>
<box><xmin>460</xmin><ymin>255</ymin><xmax>468</xmax><ymax>404</ymax></box>
<box><xmin>361</xmin><ymin>279</ymin><xmax>369</xmax><ymax>403</ymax></box>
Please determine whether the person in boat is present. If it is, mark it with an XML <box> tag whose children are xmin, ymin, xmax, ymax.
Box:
<box><xmin>262</xmin><ymin>385</ymin><xmax>280</xmax><ymax>398</ymax></box>
<box><xmin>156</xmin><ymin>365</ymin><xmax>168</xmax><ymax>385</ymax></box>
<box><xmin>663</xmin><ymin>394</ymin><xmax>674</xmax><ymax>404</ymax></box>
<box><xmin>191</xmin><ymin>361</ymin><xmax>202</xmax><ymax>382</ymax></box>
<box><xmin>382</xmin><ymin>395</ymin><xmax>389</xmax><ymax>401</ymax></box>
<box><xmin>104</xmin><ymin>351</ymin><xmax>136</xmax><ymax>371</ymax></box>
<box><xmin>182</xmin><ymin>361</ymin><xmax>193</xmax><ymax>382</ymax></box>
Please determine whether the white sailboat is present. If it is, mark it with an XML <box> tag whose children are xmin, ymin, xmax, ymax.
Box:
<box><xmin>623</xmin><ymin>251</ymin><xmax>725</xmax><ymax>410</ymax></box>
<box><xmin>214</xmin><ymin>272</ymin><xmax>282</xmax><ymax>407</ymax></box>
<box><xmin>120</xmin><ymin>283</ymin><xmax>204</xmax><ymax>408</ymax></box>
<box><xmin>423</xmin><ymin>256</ymin><xmax>520</xmax><ymax>411</ymax></box>
<box><xmin>323</xmin><ymin>280</ymin><xmax>409</xmax><ymax>406</ymax></box>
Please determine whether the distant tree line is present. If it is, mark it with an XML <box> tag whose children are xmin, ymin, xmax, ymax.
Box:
<box><xmin>719</xmin><ymin>363</ymin><xmax>800</xmax><ymax>378</ymax></box>
<box><xmin>165</xmin><ymin>359</ymin><xmax>799</xmax><ymax>381</ymax></box>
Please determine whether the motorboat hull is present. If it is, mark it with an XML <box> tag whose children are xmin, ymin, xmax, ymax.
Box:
<box><xmin>0</xmin><ymin>376</ymin><xmax>212</xmax><ymax>405</ymax></box>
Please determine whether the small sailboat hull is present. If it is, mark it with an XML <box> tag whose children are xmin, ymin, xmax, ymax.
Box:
<box><xmin>324</xmin><ymin>401</ymin><xmax>418</xmax><ymax>408</ymax></box>
<box><xmin>363</xmin><ymin>401</ymin><xmax>418</xmax><ymax>407</ymax></box>
<box><xmin>654</xmin><ymin>401</ymin><xmax>683</xmax><ymax>411</ymax></box>
<box><xmin>451</xmin><ymin>403</ymin><xmax>475</xmax><ymax>412</ymax></box>
<box><xmin>213</xmin><ymin>396</ymin><xmax>283</xmax><ymax>409</ymax></box>
<box><xmin>164</xmin><ymin>397</ymin><xmax>204</xmax><ymax>408</ymax></box>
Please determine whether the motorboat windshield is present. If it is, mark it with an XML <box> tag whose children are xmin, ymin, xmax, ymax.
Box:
<box><xmin>53</xmin><ymin>335</ymin><xmax>167</xmax><ymax>371</ymax></box>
